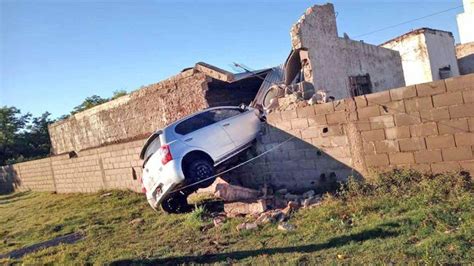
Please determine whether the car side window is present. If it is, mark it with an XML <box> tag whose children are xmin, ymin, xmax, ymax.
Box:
<box><xmin>175</xmin><ymin>111</ymin><xmax>214</xmax><ymax>135</ymax></box>
<box><xmin>208</xmin><ymin>108</ymin><xmax>242</xmax><ymax>122</ymax></box>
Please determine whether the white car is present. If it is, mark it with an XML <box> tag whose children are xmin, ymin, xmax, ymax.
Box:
<box><xmin>139</xmin><ymin>105</ymin><xmax>264</xmax><ymax>213</ymax></box>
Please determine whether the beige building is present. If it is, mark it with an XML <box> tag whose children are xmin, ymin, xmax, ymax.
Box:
<box><xmin>381</xmin><ymin>28</ymin><xmax>460</xmax><ymax>86</ymax></box>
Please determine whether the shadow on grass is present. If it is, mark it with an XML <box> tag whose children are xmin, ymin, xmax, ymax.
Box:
<box><xmin>194</xmin><ymin>198</ymin><xmax>224</xmax><ymax>213</ymax></box>
<box><xmin>0</xmin><ymin>191</ymin><xmax>33</xmax><ymax>205</ymax></box>
<box><xmin>110</xmin><ymin>223</ymin><xmax>400</xmax><ymax>265</ymax></box>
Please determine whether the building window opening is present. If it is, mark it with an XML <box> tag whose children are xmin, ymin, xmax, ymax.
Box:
<box><xmin>349</xmin><ymin>74</ymin><xmax>372</xmax><ymax>96</ymax></box>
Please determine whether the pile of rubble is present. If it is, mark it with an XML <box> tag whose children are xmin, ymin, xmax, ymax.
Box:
<box><xmin>265</xmin><ymin>82</ymin><xmax>334</xmax><ymax>112</ymax></box>
<box><xmin>207</xmin><ymin>178</ymin><xmax>322</xmax><ymax>232</ymax></box>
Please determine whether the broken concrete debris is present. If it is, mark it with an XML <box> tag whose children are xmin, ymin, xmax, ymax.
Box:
<box><xmin>214</xmin><ymin>183</ymin><xmax>261</xmax><ymax>202</ymax></box>
<box><xmin>211</xmin><ymin>178</ymin><xmax>321</xmax><ymax>230</ymax></box>
<box><xmin>224</xmin><ymin>199</ymin><xmax>267</xmax><ymax>217</ymax></box>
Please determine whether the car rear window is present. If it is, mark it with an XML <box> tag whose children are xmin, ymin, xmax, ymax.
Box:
<box><xmin>175</xmin><ymin>112</ymin><xmax>214</xmax><ymax>135</ymax></box>
<box><xmin>140</xmin><ymin>132</ymin><xmax>161</xmax><ymax>160</ymax></box>
<box><xmin>210</xmin><ymin>108</ymin><xmax>242</xmax><ymax>121</ymax></box>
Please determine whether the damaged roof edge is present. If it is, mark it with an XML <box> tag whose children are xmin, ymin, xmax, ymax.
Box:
<box><xmin>195</xmin><ymin>62</ymin><xmax>235</xmax><ymax>82</ymax></box>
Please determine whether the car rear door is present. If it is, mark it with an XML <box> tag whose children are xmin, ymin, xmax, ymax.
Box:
<box><xmin>174</xmin><ymin>110</ymin><xmax>235</xmax><ymax>160</ymax></box>
<box><xmin>209</xmin><ymin>108</ymin><xmax>260</xmax><ymax>148</ymax></box>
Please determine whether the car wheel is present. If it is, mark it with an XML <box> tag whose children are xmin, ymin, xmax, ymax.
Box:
<box><xmin>185</xmin><ymin>159</ymin><xmax>215</xmax><ymax>189</ymax></box>
<box><xmin>160</xmin><ymin>192</ymin><xmax>192</xmax><ymax>214</ymax></box>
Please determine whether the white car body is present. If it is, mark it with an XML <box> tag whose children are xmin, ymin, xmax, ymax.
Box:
<box><xmin>140</xmin><ymin>105</ymin><xmax>263</xmax><ymax>210</ymax></box>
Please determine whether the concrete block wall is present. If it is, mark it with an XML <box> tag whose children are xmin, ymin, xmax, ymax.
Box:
<box><xmin>235</xmin><ymin>73</ymin><xmax>474</xmax><ymax>191</ymax></box>
<box><xmin>0</xmin><ymin>139</ymin><xmax>146</xmax><ymax>194</ymax></box>
<box><xmin>1</xmin><ymin>74</ymin><xmax>473</xmax><ymax>194</ymax></box>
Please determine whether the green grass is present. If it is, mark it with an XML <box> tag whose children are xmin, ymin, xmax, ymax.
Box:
<box><xmin>0</xmin><ymin>170</ymin><xmax>473</xmax><ymax>264</ymax></box>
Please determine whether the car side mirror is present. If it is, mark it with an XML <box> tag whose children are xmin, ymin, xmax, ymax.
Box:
<box><xmin>239</xmin><ymin>103</ymin><xmax>247</xmax><ymax>111</ymax></box>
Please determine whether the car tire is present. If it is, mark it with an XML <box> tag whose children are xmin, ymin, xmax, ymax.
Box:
<box><xmin>184</xmin><ymin>159</ymin><xmax>215</xmax><ymax>189</ymax></box>
<box><xmin>160</xmin><ymin>192</ymin><xmax>192</xmax><ymax>214</ymax></box>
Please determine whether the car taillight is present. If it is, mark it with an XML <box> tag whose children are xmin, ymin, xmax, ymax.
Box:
<box><xmin>139</xmin><ymin>176</ymin><xmax>147</xmax><ymax>193</ymax></box>
<box><xmin>158</xmin><ymin>144</ymin><xmax>173</xmax><ymax>165</ymax></box>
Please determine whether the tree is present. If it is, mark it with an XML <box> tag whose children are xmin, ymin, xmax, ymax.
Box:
<box><xmin>71</xmin><ymin>95</ymin><xmax>109</xmax><ymax>115</ymax></box>
<box><xmin>0</xmin><ymin>107</ymin><xmax>54</xmax><ymax>165</ymax></box>
<box><xmin>0</xmin><ymin>106</ymin><xmax>31</xmax><ymax>165</ymax></box>
<box><xmin>111</xmin><ymin>90</ymin><xmax>127</xmax><ymax>100</ymax></box>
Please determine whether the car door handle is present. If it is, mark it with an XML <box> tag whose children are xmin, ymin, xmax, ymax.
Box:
<box><xmin>184</xmin><ymin>138</ymin><xmax>193</xmax><ymax>142</ymax></box>
<box><xmin>222</xmin><ymin>123</ymin><xmax>230</xmax><ymax>127</ymax></box>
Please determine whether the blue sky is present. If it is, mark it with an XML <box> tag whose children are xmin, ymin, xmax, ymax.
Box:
<box><xmin>1</xmin><ymin>0</ymin><xmax>463</xmax><ymax>118</ymax></box>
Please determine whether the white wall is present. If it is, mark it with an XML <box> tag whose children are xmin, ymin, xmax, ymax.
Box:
<box><xmin>425</xmin><ymin>31</ymin><xmax>460</xmax><ymax>80</ymax></box>
<box><xmin>457</xmin><ymin>0</ymin><xmax>474</xmax><ymax>44</ymax></box>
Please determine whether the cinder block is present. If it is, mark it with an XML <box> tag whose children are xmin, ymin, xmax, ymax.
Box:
<box><xmin>301</xmin><ymin>127</ymin><xmax>320</xmax><ymax>139</ymax></box>
<box><xmin>445</xmin><ymin>73</ymin><xmax>474</xmax><ymax>92</ymax></box>
<box><xmin>281</xmin><ymin>110</ymin><xmax>298</xmax><ymax>120</ymax></box>
<box><xmin>313</xmin><ymin>102</ymin><xmax>334</xmax><ymax>115</ymax></box>
<box><xmin>449</xmin><ymin>104</ymin><xmax>474</xmax><ymax>119</ymax></box>
<box><xmin>433</xmin><ymin>92</ymin><xmax>463</xmax><ymax>107</ymax></box>
<box><xmin>460</xmin><ymin>160</ymin><xmax>474</xmax><ymax>173</ymax></box>
<box><xmin>379</xmin><ymin>100</ymin><xmax>405</xmax><ymax>115</ymax></box>
<box><xmin>399</xmin><ymin>138</ymin><xmax>426</xmax><ymax>151</ymax></box>
<box><xmin>321</xmin><ymin>125</ymin><xmax>344</xmax><ymax>137</ymax></box>
<box><xmin>333</xmin><ymin>100</ymin><xmax>346</xmax><ymax>111</ymax></box>
<box><xmin>357</xmin><ymin>105</ymin><xmax>381</xmax><ymax>119</ymax></box>
<box><xmin>409</xmin><ymin>122</ymin><xmax>438</xmax><ymax>137</ymax></box>
<box><xmin>277</xmin><ymin>120</ymin><xmax>292</xmax><ymax>130</ymax></box>
<box><xmin>369</xmin><ymin>115</ymin><xmax>395</xmax><ymax>129</ymax></box>
<box><xmin>385</xmin><ymin>126</ymin><xmax>410</xmax><ymax>139</ymax></box>
<box><xmin>394</xmin><ymin>113</ymin><xmax>421</xmax><ymax>126</ymax></box>
<box><xmin>354</xmin><ymin>119</ymin><xmax>372</xmax><ymax>131</ymax></box>
<box><xmin>414</xmin><ymin>150</ymin><xmax>443</xmax><ymax>163</ymax></box>
<box><xmin>437</xmin><ymin>119</ymin><xmax>469</xmax><ymax>134</ymax></box>
<box><xmin>390</xmin><ymin>85</ymin><xmax>417</xmax><ymax>101</ymax></box>
<box><xmin>416</xmin><ymin>80</ymin><xmax>446</xmax><ymax>96</ymax></box>
<box><xmin>291</xmin><ymin>118</ymin><xmax>309</xmax><ymax>129</ymax></box>
<box><xmin>324</xmin><ymin>146</ymin><xmax>350</xmax><ymax>159</ymax></box>
<box><xmin>297</xmin><ymin>106</ymin><xmax>315</xmax><ymax>118</ymax></box>
<box><xmin>361</xmin><ymin>129</ymin><xmax>385</xmax><ymax>141</ymax></box>
<box><xmin>442</xmin><ymin>147</ymin><xmax>472</xmax><ymax>161</ymax></box>
<box><xmin>409</xmin><ymin>163</ymin><xmax>432</xmax><ymax>173</ymax></box>
<box><xmin>374</xmin><ymin>140</ymin><xmax>399</xmax><ymax>153</ymax></box>
<box><xmin>431</xmin><ymin>162</ymin><xmax>460</xmax><ymax>173</ymax></box>
<box><xmin>366</xmin><ymin>91</ymin><xmax>391</xmax><ymax>105</ymax></box>
<box><xmin>326</xmin><ymin>111</ymin><xmax>347</xmax><ymax>124</ymax></box>
<box><xmin>329</xmin><ymin>136</ymin><xmax>348</xmax><ymax>146</ymax></box>
<box><xmin>354</xmin><ymin>95</ymin><xmax>368</xmax><ymax>108</ymax></box>
<box><xmin>389</xmin><ymin>152</ymin><xmax>415</xmax><ymax>165</ymax></box>
<box><xmin>365</xmin><ymin>154</ymin><xmax>389</xmax><ymax>167</ymax></box>
<box><xmin>426</xmin><ymin>135</ymin><xmax>455</xmax><ymax>149</ymax></box>
<box><xmin>405</xmin><ymin>97</ymin><xmax>433</xmax><ymax>112</ymax></box>
<box><xmin>454</xmin><ymin>132</ymin><xmax>474</xmax><ymax>146</ymax></box>
<box><xmin>419</xmin><ymin>107</ymin><xmax>450</xmax><ymax>122</ymax></box>
<box><xmin>463</xmin><ymin>90</ymin><xmax>474</xmax><ymax>103</ymax></box>
<box><xmin>469</xmin><ymin>118</ymin><xmax>474</xmax><ymax>132</ymax></box>
<box><xmin>363</xmin><ymin>142</ymin><xmax>376</xmax><ymax>155</ymax></box>
<box><xmin>266</xmin><ymin>112</ymin><xmax>282</xmax><ymax>123</ymax></box>
<box><xmin>307</xmin><ymin>114</ymin><xmax>327</xmax><ymax>125</ymax></box>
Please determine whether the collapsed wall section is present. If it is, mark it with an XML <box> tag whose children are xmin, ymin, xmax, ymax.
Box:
<box><xmin>290</xmin><ymin>3</ymin><xmax>405</xmax><ymax>100</ymax></box>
